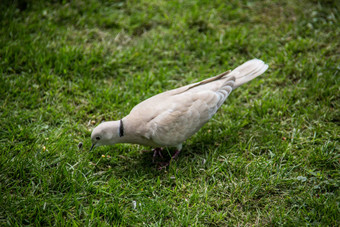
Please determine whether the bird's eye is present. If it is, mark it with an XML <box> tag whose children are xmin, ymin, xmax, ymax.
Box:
<box><xmin>96</xmin><ymin>136</ymin><xmax>100</xmax><ymax>140</ymax></box>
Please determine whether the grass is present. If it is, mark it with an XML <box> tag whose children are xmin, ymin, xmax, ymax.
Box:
<box><xmin>0</xmin><ymin>0</ymin><xmax>339</xmax><ymax>225</ymax></box>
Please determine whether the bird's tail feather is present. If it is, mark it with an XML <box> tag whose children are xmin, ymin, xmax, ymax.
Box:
<box><xmin>229</xmin><ymin>59</ymin><xmax>268</xmax><ymax>88</ymax></box>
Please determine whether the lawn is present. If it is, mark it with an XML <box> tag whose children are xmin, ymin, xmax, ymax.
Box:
<box><xmin>0</xmin><ymin>0</ymin><xmax>339</xmax><ymax>225</ymax></box>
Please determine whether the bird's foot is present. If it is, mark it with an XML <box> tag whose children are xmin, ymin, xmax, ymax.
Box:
<box><xmin>156</xmin><ymin>162</ymin><xmax>169</xmax><ymax>170</ymax></box>
<box><xmin>156</xmin><ymin>149</ymin><xmax>181</xmax><ymax>170</ymax></box>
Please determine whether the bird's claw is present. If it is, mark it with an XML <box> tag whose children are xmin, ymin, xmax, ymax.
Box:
<box><xmin>156</xmin><ymin>149</ymin><xmax>181</xmax><ymax>170</ymax></box>
<box><xmin>157</xmin><ymin>162</ymin><xmax>170</xmax><ymax>170</ymax></box>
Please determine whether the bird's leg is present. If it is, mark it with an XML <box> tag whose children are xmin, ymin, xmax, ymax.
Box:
<box><xmin>171</xmin><ymin>149</ymin><xmax>181</xmax><ymax>159</ymax></box>
<box><xmin>152</xmin><ymin>147</ymin><xmax>164</xmax><ymax>163</ymax></box>
<box><xmin>157</xmin><ymin>149</ymin><xmax>181</xmax><ymax>170</ymax></box>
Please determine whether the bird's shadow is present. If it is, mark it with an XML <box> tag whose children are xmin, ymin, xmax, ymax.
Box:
<box><xmin>90</xmin><ymin>128</ymin><xmax>241</xmax><ymax>177</ymax></box>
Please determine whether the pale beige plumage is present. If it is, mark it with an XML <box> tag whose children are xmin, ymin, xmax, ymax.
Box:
<box><xmin>90</xmin><ymin>59</ymin><xmax>268</xmax><ymax>152</ymax></box>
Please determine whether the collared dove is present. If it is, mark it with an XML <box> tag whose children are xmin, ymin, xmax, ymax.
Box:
<box><xmin>90</xmin><ymin>59</ymin><xmax>268</xmax><ymax>159</ymax></box>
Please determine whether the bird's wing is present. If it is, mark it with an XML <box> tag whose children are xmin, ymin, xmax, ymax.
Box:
<box><xmin>128</xmin><ymin>70</ymin><xmax>232</xmax><ymax>123</ymax></box>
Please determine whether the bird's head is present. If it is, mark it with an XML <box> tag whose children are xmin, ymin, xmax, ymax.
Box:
<box><xmin>90</xmin><ymin>120</ymin><xmax>122</xmax><ymax>151</ymax></box>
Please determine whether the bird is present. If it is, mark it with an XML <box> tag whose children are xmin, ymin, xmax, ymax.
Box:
<box><xmin>90</xmin><ymin>59</ymin><xmax>268</xmax><ymax>164</ymax></box>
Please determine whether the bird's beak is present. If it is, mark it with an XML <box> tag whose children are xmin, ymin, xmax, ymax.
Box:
<box><xmin>90</xmin><ymin>143</ymin><xmax>95</xmax><ymax>152</ymax></box>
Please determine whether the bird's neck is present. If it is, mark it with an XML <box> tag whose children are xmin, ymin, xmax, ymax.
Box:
<box><xmin>118</xmin><ymin>116</ymin><xmax>155</xmax><ymax>146</ymax></box>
